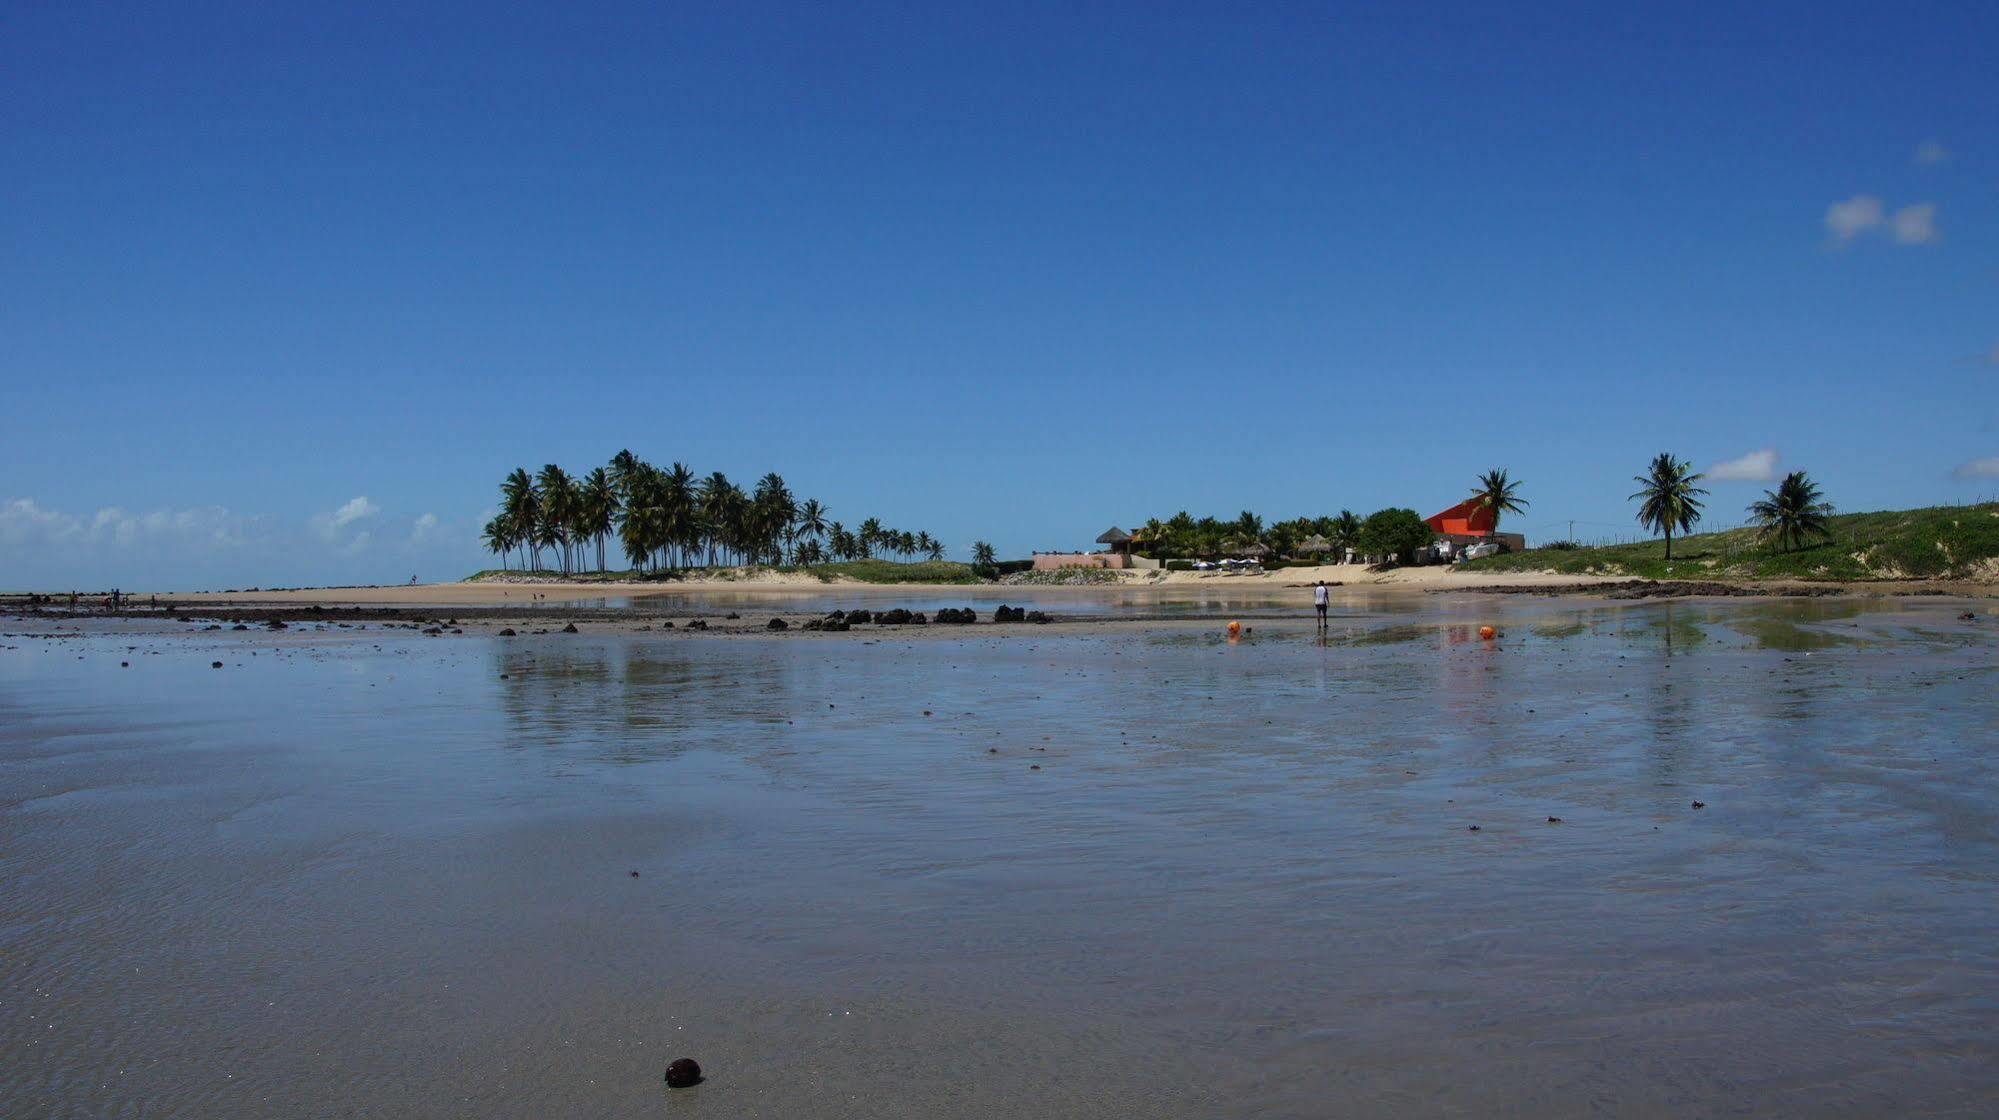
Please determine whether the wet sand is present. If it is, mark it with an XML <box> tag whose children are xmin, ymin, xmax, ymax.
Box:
<box><xmin>4</xmin><ymin>595</ymin><xmax>1996</xmax><ymax>1117</ymax></box>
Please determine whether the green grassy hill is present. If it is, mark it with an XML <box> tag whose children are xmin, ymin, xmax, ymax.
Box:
<box><xmin>1463</xmin><ymin>502</ymin><xmax>1999</xmax><ymax>581</ymax></box>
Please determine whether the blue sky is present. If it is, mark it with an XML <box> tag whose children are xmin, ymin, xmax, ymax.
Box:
<box><xmin>3</xmin><ymin>1</ymin><xmax>1995</xmax><ymax>589</ymax></box>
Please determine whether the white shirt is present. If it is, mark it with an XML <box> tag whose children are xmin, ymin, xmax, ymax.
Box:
<box><xmin>1313</xmin><ymin>585</ymin><xmax>1329</xmax><ymax>606</ymax></box>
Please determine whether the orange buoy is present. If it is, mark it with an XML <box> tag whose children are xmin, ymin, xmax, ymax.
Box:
<box><xmin>1478</xmin><ymin>625</ymin><xmax>1497</xmax><ymax>641</ymax></box>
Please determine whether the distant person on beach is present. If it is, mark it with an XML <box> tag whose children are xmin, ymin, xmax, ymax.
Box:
<box><xmin>1313</xmin><ymin>581</ymin><xmax>1329</xmax><ymax>628</ymax></box>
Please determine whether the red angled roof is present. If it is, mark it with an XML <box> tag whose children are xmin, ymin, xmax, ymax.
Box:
<box><xmin>1425</xmin><ymin>498</ymin><xmax>1495</xmax><ymax>537</ymax></box>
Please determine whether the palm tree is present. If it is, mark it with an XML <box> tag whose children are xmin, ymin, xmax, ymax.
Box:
<box><xmin>1630</xmin><ymin>453</ymin><xmax>1708</xmax><ymax>560</ymax></box>
<box><xmin>971</xmin><ymin>540</ymin><xmax>998</xmax><ymax>577</ymax></box>
<box><xmin>1471</xmin><ymin>469</ymin><xmax>1527</xmax><ymax>539</ymax></box>
<box><xmin>501</xmin><ymin>468</ymin><xmax>540</xmax><ymax>570</ymax></box>
<box><xmin>1330</xmin><ymin>510</ymin><xmax>1360</xmax><ymax>563</ymax></box>
<box><xmin>580</xmin><ymin>467</ymin><xmax>618</xmax><ymax>572</ymax></box>
<box><xmin>752</xmin><ymin>472</ymin><xmax>795</xmax><ymax>564</ymax></box>
<box><xmin>1747</xmin><ymin>471</ymin><xmax>1834</xmax><ymax>552</ymax></box>
<box><xmin>857</xmin><ymin>517</ymin><xmax>883</xmax><ymax>560</ymax></box>
<box><xmin>796</xmin><ymin>499</ymin><xmax>828</xmax><ymax>555</ymax></box>
<box><xmin>536</xmin><ymin>464</ymin><xmax>578</xmax><ymax>573</ymax></box>
<box><xmin>698</xmin><ymin>472</ymin><xmax>734</xmax><ymax>566</ymax></box>
<box><xmin>920</xmin><ymin>533</ymin><xmax>944</xmax><ymax>561</ymax></box>
<box><xmin>482</xmin><ymin>515</ymin><xmax>514</xmax><ymax>570</ymax></box>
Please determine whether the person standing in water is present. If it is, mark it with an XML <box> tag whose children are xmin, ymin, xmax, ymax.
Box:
<box><xmin>1313</xmin><ymin>580</ymin><xmax>1329</xmax><ymax>629</ymax></box>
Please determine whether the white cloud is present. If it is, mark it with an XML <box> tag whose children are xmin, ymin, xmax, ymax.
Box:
<box><xmin>1914</xmin><ymin>140</ymin><xmax>1950</xmax><ymax>166</ymax></box>
<box><xmin>311</xmin><ymin>496</ymin><xmax>380</xmax><ymax>544</ymax></box>
<box><xmin>1708</xmin><ymin>448</ymin><xmax>1780</xmax><ymax>482</ymax></box>
<box><xmin>328</xmin><ymin>496</ymin><xmax>378</xmax><ymax>529</ymax></box>
<box><xmin>410</xmin><ymin>513</ymin><xmax>439</xmax><ymax>543</ymax></box>
<box><xmin>1824</xmin><ymin>195</ymin><xmax>1938</xmax><ymax>246</ymax></box>
<box><xmin>1889</xmin><ymin>202</ymin><xmax>1938</xmax><ymax>245</ymax></box>
<box><xmin>0</xmin><ymin>498</ymin><xmax>83</xmax><ymax>545</ymax></box>
<box><xmin>2</xmin><ymin>498</ymin><xmax>250</xmax><ymax>549</ymax></box>
<box><xmin>1954</xmin><ymin>457</ymin><xmax>1999</xmax><ymax>479</ymax></box>
<box><xmin>1825</xmin><ymin>195</ymin><xmax>1883</xmax><ymax>242</ymax></box>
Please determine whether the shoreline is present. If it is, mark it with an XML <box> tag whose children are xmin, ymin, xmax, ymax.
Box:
<box><xmin>12</xmin><ymin>562</ymin><xmax>1996</xmax><ymax>608</ymax></box>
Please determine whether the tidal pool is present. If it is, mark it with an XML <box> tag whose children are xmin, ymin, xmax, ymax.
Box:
<box><xmin>3</xmin><ymin>596</ymin><xmax>1995</xmax><ymax>1117</ymax></box>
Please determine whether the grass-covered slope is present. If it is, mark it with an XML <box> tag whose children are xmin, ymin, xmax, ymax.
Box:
<box><xmin>1462</xmin><ymin>503</ymin><xmax>1999</xmax><ymax>581</ymax></box>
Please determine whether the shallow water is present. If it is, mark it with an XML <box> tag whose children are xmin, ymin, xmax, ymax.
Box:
<box><xmin>3</xmin><ymin>596</ymin><xmax>1996</xmax><ymax>1117</ymax></box>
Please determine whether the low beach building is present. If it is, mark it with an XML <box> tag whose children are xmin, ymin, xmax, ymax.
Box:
<box><xmin>1029</xmin><ymin>525</ymin><xmax>1151</xmax><ymax>570</ymax></box>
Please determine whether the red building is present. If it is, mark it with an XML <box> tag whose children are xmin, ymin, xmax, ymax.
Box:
<box><xmin>1424</xmin><ymin>500</ymin><xmax>1525</xmax><ymax>552</ymax></box>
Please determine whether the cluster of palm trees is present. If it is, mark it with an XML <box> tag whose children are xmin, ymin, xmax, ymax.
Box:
<box><xmin>481</xmin><ymin>452</ymin><xmax>944</xmax><ymax>574</ymax></box>
<box><xmin>1630</xmin><ymin>453</ymin><xmax>1834</xmax><ymax>557</ymax></box>
<box><xmin>1134</xmin><ymin>510</ymin><xmax>1367</xmax><ymax>560</ymax></box>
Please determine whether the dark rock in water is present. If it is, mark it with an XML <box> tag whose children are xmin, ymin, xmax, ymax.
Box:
<box><xmin>934</xmin><ymin>607</ymin><xmax>976</xmax><ymax>624</ymax></box>
<box><xmin>266</xmin><ymin>619</ymin><xmax>287</xmax><ymax>630</ymax></box>
<box><xmin>909</xmin><ymin>612</ymin><xmax>928</xmax><ymax>624</ymax></box>
<box><xmin>993</xmin><ymin>605</ymin><xmax>1026</xmax><ymax>623</ymax></box>
<box><xmin>497</xmin><ymin>628</ymin><xmax>516</xmax><ymax>636</ymax></box>
<box><xmin>846</xmin><ymin>609</ymin><xmax>873</xmax><ymax>625</ymax></box>
<box><xmin>1961</xmin><ymin>611</ymin><xmax>1978</xmax><ymax>621</ymax></box>
<box><xmin>877</xmin><ymin>608</ymin><xmax>913</xmax><ymax>625</ymax></box>
<box><xmin>231</xmin><ymin>623</ymin><xmax>249</xmax><ymax>631</ymax></box>
<box><xmin>661</xmin><ymin>621</ymin><xmax>675</xmax><ymax>629</ymax></box>
<box><xmin>121</xmin><ymin>661</ymin><xmax>129</xmax><ymax>668</ymax></box>
<box><xmin>1025</xmin><ymin>611</ymin><xmax>1051</xmax><ymax>624</ymax></box>
<box><xmin>423</xmin><ymin>627</ymin><xmax>443</xmax><ymax>636</ymax></box>
<box><xmin>1691</xmin><ymin>801</ymin><xmax>1706</xmax><ymax>810</ymax></box>
<box><xmin>1546</xmin><ymin>816</ymin><xmax>1563</xmax><ymax>823</ymax></box>
<box><xmin>629</xmin><ymin>870</ymin><xmax>640</xmax><ymax>878</ymax></box>
<box><xmin>767</xmin><ymin>617</ymin><xmax>789</xmax><ymax>630</ymax></box>
<box><xmin>664</xmin><ymin>1058</ymin><xmax>702</xmax><ymax>1088</ymax></box>
<box><xmin>1467</xmin><ymin>825</ymin><xmax>1481</xmax><ymax>831</ymax></box>
<box><xmin>686</xmin><ymin>620</ymin><xmax>708</xmax><ymax>631</ymax></box>
<box><xmin>561</xmin><ymin>623</ymin><xmax>579</xmax><ymax>634</ymax></box>
<box><xmin>826</xmin><ymin>609</ymin><xmax>847</xmax><ymax>621</ymax></box>
<box><xmin>802</xmin><ymin>618</ymin><xmax>824</xmax><ymax>631</ymax></box>
<box><xmin>825</xmin><ymin>620</ymin><xmax>850</xmax><ymax>632</ymax></box>
<box><xmin>725</xmin><ymin>612</ymin><xmax>740</xmax><ymax>620</ymax></box>
<box><xmin>210</xmin><ymin>661</ymin><xmax>223</xmax><ymax>669</ymax></box>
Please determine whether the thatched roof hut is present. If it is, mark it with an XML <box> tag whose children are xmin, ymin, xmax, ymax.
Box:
<box><xmin>1239</xmin><ymin>541</ymin><xmax>1271</xmax><ymax>558</ymax></box>
<box><xmin>1297</xmin><ymin>534</ymin><xmax>1333</xmax><ymax>554</ymax></box>
<box><xmin>1096</xmin><ymin>526</ymin><xmax>1133</xmax><ymax>556</ymax></box>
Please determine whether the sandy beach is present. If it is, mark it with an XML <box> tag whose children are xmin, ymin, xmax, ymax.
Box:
<box><xmin>89</xmin><ymin>562</ymin><xmax>1991</xmax><ymax>611</ymax></box>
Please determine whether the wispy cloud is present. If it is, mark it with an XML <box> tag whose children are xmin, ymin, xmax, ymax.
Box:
<box><xmin>1825</xmin><ymin>195</ymin><xmax>1883</xmax><ymax>242</ymax></box>
<box><xmin>1954</xmin><ymin>457</ymin><xmax>1999</xmax><ymax>479</ymax></box>
<box><xmin>328</xmin><ymin>496</ymin><xmax>378</xmax><ymax>529</ymax></box>
<box><xmin>1707</xmin><ymin>448</ymin><xmax>1779</xmax><ymax>482</ymax></box>
<box><xmin>0</xmin><ymin>498</ymin><xmax>251</xmax><ymax>548</ymax></box>
<box><xmin>1824</xmin><ymin>195</ymin><xmax>1938</xmax><ymax>246</ymax></box>
<box><xmin>310</xmin><ymin>496</ymin><xmax>380</xmax><ymax>546</ymax></box>
<box><xmin>1914</xmin><ymin>140</ymin><xmax>1950</xmax><ymax>166</ymax></box>
<box><xmin>1890</xmin><ymin>203</ymin><xmax>1938</xmax><ymax>245</ymax></box>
